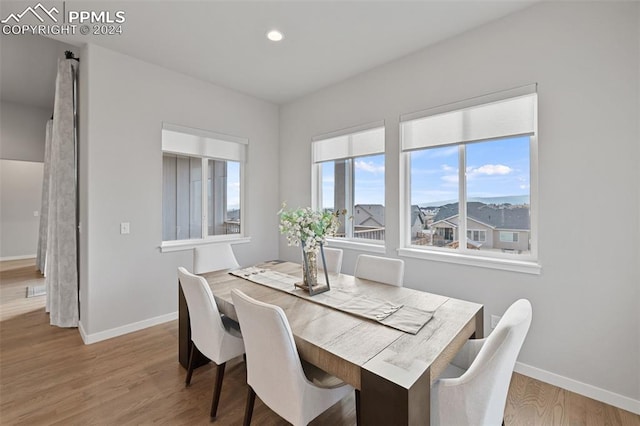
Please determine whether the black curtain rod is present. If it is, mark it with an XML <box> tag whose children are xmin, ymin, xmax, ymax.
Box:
<box><xmin>65</xmin><ymin>50</ymin><xmax>79</xmax><ymax>62</ymax></box>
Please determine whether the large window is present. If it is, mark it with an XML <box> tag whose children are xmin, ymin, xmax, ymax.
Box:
<box><xmin>161</xmin><ymin>124</ymin><xmax>246</xmax><ymax>245</ymax></box>
<box><xmin>401</xmin><ymin>86</ymin><xmax>537</xmax><ymax>263</ymax></box>
<box><xmin>312</xmin><ymin>124</ymin><xmax>385</xmax><ymax>243</ymax></box>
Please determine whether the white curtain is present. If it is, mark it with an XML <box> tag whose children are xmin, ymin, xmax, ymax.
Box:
<box><xmin>44</xmin><ymin>58</ymin><xmax>78</xmax><ymax>327</ymax></box>
<box><xmin>36</xmin><ymin>119</ymin><xmax>53</xmax><ymax>274</ymax></box>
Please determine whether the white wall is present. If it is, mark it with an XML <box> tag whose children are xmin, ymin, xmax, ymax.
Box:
<box><xmin>0</xmin><ymin>101</ymin><xmax>49</xmax><ymax>259</ymax></box>
<box><xmin>0</xmin><ymin>101</ymin><xmax>50</xmax><ymax>162</ymax></box>
<box><xmin>0</xmin><ymin>159</ymin><xmax>43</xmax><ymax>259</ymax></box>
<box><xmin>80</xmin><ymin>44</ymin><xmax>280</xmax><ymax>339</ymax></box>
<box><xmin>280</xmin><ymin>2</ymin><xmax>639</xmax><ymax>410</ymax></box>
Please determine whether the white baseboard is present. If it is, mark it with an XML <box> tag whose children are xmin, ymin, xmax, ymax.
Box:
<box><xmin>0</xmin><ymin>254</ymin><xmax>36</xmax><ymax>261</ymax></box>
<box><xmin>515</xmin><ymin>362</ymin><xmax>640</xmax><ymax>415</ymax></box>
<box><xmin>79</xmin><ymin>311</ymin><xmax>178</xmax><ymax>345</ymax></box>
<box><xmin>78</xmin><ymin>320</ymin><xmax>88</xmax><ymax>342</ymax></box>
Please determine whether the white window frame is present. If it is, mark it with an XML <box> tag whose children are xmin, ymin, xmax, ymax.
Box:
<box><xmin>398</xmin><ymin>85</ymin><xmax>540</xmax><ymax>274</ymax></box>
<box><xmin>467</xmin><ymin>229</ymin><xmax>487</xmax><ymax>243</ymax></box>
<box><xmin>311</xmin><ymin>121</ymin><xmax>386</xmax><ymax>253</ymax></box>
<box><xmin>160</xmin><ymin>123</ymin><xmax>249</xmax><ymax>252</ymax></box>
<box><xmin>499</xmin><ymin>231</ymin><xmax>519</xmax><ymax>243</ymax></box>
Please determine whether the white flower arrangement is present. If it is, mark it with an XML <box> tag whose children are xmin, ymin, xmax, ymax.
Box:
<box><xmin>278</xmin><ymin>204</ymin><xmax>344</xmax><ymax>253</ymax></box>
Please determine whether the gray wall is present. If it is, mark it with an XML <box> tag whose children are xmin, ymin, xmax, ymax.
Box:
<box><xmin>0</xmin><ymin>159</ymin><xmax>43</xmax><ymax>259</ymax></box>
<box><xmin>279</xmin><ymin>2</ymin><xmax>639</xmax><ymax>408</ymax></box>
<box><xmin>0</xmin><ymin>101</ymin><xmax>50</xmax><ymax>259</ymax></box>
<box><xmin>0</xmin><ymin>101</ymin><xmax>49</xmax><ymax>162</ymax></box>
<box><xmin>80</xmin><ymin>44</ymin><xmax>280</xmax><ymax>338</ymax></box>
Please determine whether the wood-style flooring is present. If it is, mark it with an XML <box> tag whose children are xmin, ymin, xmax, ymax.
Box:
<box><xmin>1</xmin><ymin>259</ymin><xmax>638</xmax><ymax>425</ymax></box>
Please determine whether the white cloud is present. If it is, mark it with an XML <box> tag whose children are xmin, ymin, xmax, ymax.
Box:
<box><xmin>355</xmin><ymin>159</ymin><xmax>385</xmax><ymax>174</ymax></box>
<box><xmin>441</xmin><ymin>164</ymin><xmax>456</xmax><ymax>172</ymax></box>
<box><xmin>468</xmin><ymin>164</ymin><xmax>513</xmax><ymax>176</ymax></box>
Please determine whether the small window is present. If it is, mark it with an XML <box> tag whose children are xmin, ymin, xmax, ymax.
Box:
<box><xmin>467</xmin><ymin>230</ymin><xmax>486</xmax><ymax>242</ymax></box>
<box><xmin>313</xmin><ymin>124</ymin><xmax>385</xmax><ymax>243</ymax></box>
<box><xmin>162</xmin><ymin>124</ymin><xmax>247</xmax><ymax>245</ymax></box>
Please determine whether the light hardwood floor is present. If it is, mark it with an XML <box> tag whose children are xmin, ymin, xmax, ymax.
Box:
<box><xmin>1</xmin><ymin>260</ymin><xmax>638</xmax><ymax>425</ymax></box>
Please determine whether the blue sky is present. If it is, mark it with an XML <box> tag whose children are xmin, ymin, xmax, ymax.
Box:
<box><xmin>354</xmin><ymin>154</ymin><xmax>385</xmax><ymax>205</ymax></box>
<box><xmin>411</xmin><ymin>136</ymin><xmax>530</xmax><ymax>206</ymax></box>
<box><xmin>226</xmin><ymin>161</ymin><xmax>240</xmax><ymax>210</ymax></box>
<box><xmin>321</xmin><ymin>136</ymin><xmax>530</xmax><ymax>208</ymax></box>
<box><xmin>321</xmin><ymin>154</ymin><xmax>385</xmax><ymax>209</ymax></box>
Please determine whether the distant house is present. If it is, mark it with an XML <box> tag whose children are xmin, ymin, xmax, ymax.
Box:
<box><xmin>350</xmin><ymin>204</ymin><xmax>425</xmax><ymax>242</ymax></box>
<box><xmin>227</xmin><ymin>209</ymin><xmax>240</xmax><ymax>221</ymax></box>
<box><xmin>224</xmin><ymin>209</ymin><xmax>241</xmax><ymax>234</ymax></box>
<box><xmin>353</xmin><ymin>204</ymin><xmax>384</xmax><ymax>227</ymax></box>
<box><xmin>430</xmin><ymin>202</ymin><xmax>530</xmax><ymax>252</ymax></box>
<box><xmin>352</xmin><ymin>204</ymin><xmax>385</xmax><ymax>240</ymax></box>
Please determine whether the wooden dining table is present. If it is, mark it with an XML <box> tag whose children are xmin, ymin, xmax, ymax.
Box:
<box><xmin>178</xmin><ymin>261</ymin><xmax>483</xmax><ymax>425</ymax></box>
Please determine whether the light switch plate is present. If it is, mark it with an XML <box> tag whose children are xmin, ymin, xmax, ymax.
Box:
<box><xmin>120</xmin><ymin>222</ymin><xmax>130</xmax><ymax>235</ymax></box>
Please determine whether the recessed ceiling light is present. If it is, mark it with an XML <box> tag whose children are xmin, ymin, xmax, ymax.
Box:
<box><xmin>267</xmin><ymin>30</ymin><xmax>283</xmax><ymax>42</ymax></box>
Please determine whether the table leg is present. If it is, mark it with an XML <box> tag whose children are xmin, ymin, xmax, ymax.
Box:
<box><xmin>360</xmin><ymin>366</ymin><xmax>430</xmax><ymax>425</ymax></box>
<box><xmin>472</xmin><ymin>306</ymin><xmax>484</xmax><ymax>339</ymax></box>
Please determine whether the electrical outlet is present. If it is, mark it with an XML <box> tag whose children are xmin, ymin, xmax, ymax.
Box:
<box><xmin>490</xmin><ymin>315</ymin><xmax>501</xmax><ymax>329</ymax></box>
<box><xmin>120</xmin><ymin>222</ymin><xmax>130</xmax><ymax>235</ymax></box>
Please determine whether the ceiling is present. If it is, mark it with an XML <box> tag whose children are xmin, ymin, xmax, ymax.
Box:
<box><xmin>1</xmin><ymin>1</ymin><xmax>536</xmax><ymax>107</ymax></box>
<box><xmin>0</xmin><ymin>34</ymin><xmax>76</xmax><ymax>110</ymax></box>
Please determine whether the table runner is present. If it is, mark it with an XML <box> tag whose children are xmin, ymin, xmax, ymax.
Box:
<box><xmin>230</xmin><ymin>266</ymin><xmax>433</xmax><ymax>334</ymax></box>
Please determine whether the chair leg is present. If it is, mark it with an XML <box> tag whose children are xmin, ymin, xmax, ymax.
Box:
<box><xmin>243</xmin><ymin>386</ymin><xmax>256</xmax><ymax>426</ymax></box>
<box><xmin>185</xmin><ymin>340</ymin><xmax>195</xmax><ymax>386</ymax></box>
<box><xmin>210</xmin><ymin>362</ymin><xmax>226</xmax><ymax>419</ymax></box>
<box><xmin>355</xmin><ymin>389</ymin><xmax>361</xmax><ymax>426</ymax></box>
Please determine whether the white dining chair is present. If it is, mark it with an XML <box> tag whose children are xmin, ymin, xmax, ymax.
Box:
<box><xmin>177</xmin><ymin>267</ymin><xmax>245</xmax><ymax>419</ymax></box>
<box><xmin>193</xmin><ymin>243</ymin><xmax>239</xmax><ymax>274</ymax></box>
<box><xmin>431</xmin><ymin>299</ymin><xmax>532</xmax><ymax>426</ymax></box>
<box><xmin>321</xmin><ymin>247</ymin><xmax>343</xmax><ymax>274</ymax></box>
<box><xmin>354</xmin><ymin>254</ymin><xmax>404</xmax><ymax>287</ymax></box>
<box><xmin>231</xmin><ymin>289</ymin><xmax>355</xmax><ymax>426</ymax></box>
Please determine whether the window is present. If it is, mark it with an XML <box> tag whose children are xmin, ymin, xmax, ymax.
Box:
<box><xmin>400</xmin><ymin>85</ymin><xmax>538</xmax><ymax>267</ymax></box>
<box><xmin>161</xmin><ymin>123</ymin><xmax>247</xmax><ymax>246</ymax></box>
<box><xmin>467</xmin><ymin>230</ymin><xmax>487</xmax><ymax>243</ymax></box>
<box><xmin>312</xmin><ymin>123</ymin><xmax>385</xmax><ymax>243</ymax></box>
<box><xmin>499</xmin><ymin>231</ymin><xmax>519</xmax><ymax>243</ymax></box>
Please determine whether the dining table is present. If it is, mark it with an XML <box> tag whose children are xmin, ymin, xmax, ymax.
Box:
<box><xmin>178</xmin><ymin>260</ymin><xmax>483</xmax><ymax>425</ymax></box>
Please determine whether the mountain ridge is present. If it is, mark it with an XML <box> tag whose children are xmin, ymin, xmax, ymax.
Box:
<box><xmin>419</xmin><ymin>195</ymin><xmax>529</xmax><ymax>208</ymax></box>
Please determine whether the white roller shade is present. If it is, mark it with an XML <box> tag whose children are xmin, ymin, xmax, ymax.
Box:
<box><xmin>162</xmin><ymin>124</ymin><xmax>247</xmax><ymax>162</ymax></box>
<box><xmin>313</xmin><ymin>126</ymin><xmax>384</xmax><ymax>163</ymax></box>
<box><xmin>401</xmin><ymin>90</ymin><xmax>537</xmax><ymax>151</ymax></box>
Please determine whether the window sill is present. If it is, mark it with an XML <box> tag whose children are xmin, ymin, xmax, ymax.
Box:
<box><xmin>160</xmin><ymin>236</ymin><xmax>251</xmax><ymax>253</ymax></box>
<box><xmin>397</xmin><ymin>247</ymin><xmax>541</xmax><ymax>275</ymax></box>
<box><xmin>325</xmin><ymin>238</ymin><xmax>386</xmax><ymax>254</ymax></box>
